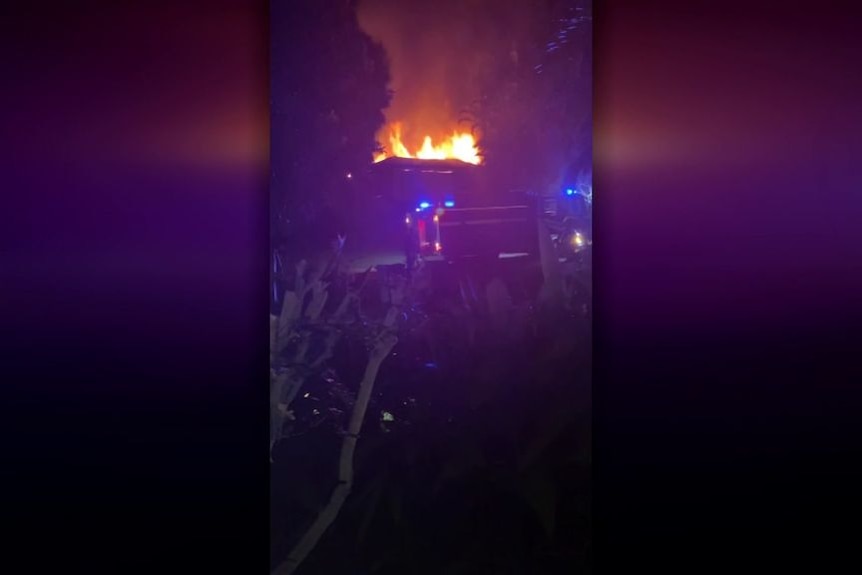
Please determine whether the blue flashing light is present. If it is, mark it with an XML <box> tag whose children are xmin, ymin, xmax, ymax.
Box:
<box><xmin>565</xmin><ymin>188</ymin><xmax>575</xmax><ymax>196</ymax></box>
<box><xmin>444</xmin><ymin>200</ymin><xmax>455</xmax><ymax>208</ymax></box>
<box><xmin>418</xmin><ymin>201</ymin><xmax>431</xmax><ymax>210</ymax></box>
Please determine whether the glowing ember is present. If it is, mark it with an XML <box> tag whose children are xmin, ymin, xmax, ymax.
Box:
<box><xmin>373</xmin><ymin>122</ymin><xmax>481</xmax><ymax>165</ymax></box>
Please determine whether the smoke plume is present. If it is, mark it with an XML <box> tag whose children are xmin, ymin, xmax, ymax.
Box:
<box><xmin>356</xmin><ymin>0</ymin><xmax>540</xmax><ymax>152</ymax></box>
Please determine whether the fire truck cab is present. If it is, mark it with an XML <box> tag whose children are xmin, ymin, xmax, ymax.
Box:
<box><xmin>366</xmin><ymin>157</ymin><xmax>539</xmax><ymax>266</ymax></box>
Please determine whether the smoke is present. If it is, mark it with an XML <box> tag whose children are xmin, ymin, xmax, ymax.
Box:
<box><xmin>356</xmin><ymin>0</ymin><xmax>541</xmax><ymax>151</ymax></box>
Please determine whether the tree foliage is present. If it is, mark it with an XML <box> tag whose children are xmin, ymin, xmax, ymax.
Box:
<box><xmin>467</xmin><ymin>0</ymin><xmax>592</xmax><ymax>195</ymax></box>
<box><xmin>271</xmin><ymin>0</ymin><xmax>391</xmax><ymax>247</ymax></box>
<box><xmin>271</xmin><ymin>250</ymin><xmax>591</xmax><ymax>574</ymax></box>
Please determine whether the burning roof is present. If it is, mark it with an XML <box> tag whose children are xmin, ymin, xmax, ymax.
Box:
<box><xmin>369</xmin><ymin>156</ymin><xmax>479</xmax><ymax>174</ymax></box>
<box><xmin>372</xmin><ymin>123</ymin><xmax>482</xmax><ymax>165</ymax></box>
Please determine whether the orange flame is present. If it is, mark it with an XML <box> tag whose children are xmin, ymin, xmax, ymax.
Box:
<box><xmin>373</xmin><ymin>123</ymin><xmax>481</xmax><ymax>165</ymax></box>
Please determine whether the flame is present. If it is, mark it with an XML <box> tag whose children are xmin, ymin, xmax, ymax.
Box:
<box><xmin>373</xmin><ymin>122</ymin><xmax>481</xmax><ymax>165</ymax></box>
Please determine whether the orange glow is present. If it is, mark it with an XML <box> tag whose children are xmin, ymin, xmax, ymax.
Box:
<box><xmin>373</xmin><ymin>122</ymin><xmax>481</xmax><ymax>165</ymax></box>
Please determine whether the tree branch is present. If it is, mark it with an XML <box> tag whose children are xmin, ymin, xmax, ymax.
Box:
<box><xmin>270</xmin><ymin>284</ymin><xmax>361</xmax><ymax>460</ymax></box>
<box><xmin>272</xmin><ymin>284</ymin><xmax>404</xmax><ymax>575</ymax></box>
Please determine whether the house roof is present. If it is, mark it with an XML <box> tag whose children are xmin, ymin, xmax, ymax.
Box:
<box><xmin>369</xmin><ymin>157</ymin><xmax>479</xmax><ymax>174</ymax></box>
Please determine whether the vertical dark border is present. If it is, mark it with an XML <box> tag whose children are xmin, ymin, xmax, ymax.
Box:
<box><xmin>593</xmin><ymin>0</ymin><xmax>862</xmax><ymax>570</ymax></box>
<box><xmin>2</xmin><ymin>1</ymin><xmax>272</xmax><ymax>571</ymax></box>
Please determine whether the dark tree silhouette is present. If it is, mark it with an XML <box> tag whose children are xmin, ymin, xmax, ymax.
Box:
<box><xmin>469</xmin><ymin>0</ymin><xmax>592</xmax><ymax>195</ymax></box>
<box><xmin>271</xmin><ymin>0</ymin><xmax>391</xmax><ymax>252</ymax></box>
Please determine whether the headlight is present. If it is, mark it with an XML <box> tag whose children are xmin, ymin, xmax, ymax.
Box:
<box><xmin>571</xmin><ymin>231</ymin><xmax>585</xmax><ymax>248</ymax></box>
<box><xmin>565</xmin><ymin>230</ymin><xmax>590</xmax><ymax>254</ymax></box>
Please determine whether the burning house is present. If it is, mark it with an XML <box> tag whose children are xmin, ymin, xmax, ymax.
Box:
<box><xmin>368</xmin><ymin>156</ymin><xmax>479</xmax><ymax>207</ymax></box>
<box><xmin>372</xmin><ymin>123</ymin><xmax>482</xmax><ymax>166</ymax></box>
<box><xmin>349</xmin><ymin>0</ymin><xmax>588</xmax><ymax>265</ymax></box>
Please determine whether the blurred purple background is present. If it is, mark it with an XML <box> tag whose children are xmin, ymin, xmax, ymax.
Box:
<box><xmin>595</xmin><ymin>1</ymin><xmax>862</xmax><ymax>339</ymax></box>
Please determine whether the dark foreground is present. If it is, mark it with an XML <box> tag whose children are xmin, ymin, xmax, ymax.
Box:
<box><xmin>271</xmin><ymin>250</ymin><xmax>591</xmax><ymax>574</ymax></box>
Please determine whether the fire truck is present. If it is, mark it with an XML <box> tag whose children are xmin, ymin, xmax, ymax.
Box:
<box><xmin>363</xmin><ymin>156</ymin><xmax>591</xmax><ymax>268</ymax></box>
<box><xmin>365</xmin><ymin>157</ymin><xmax>542</xmax><ymax>266</ymax></box>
